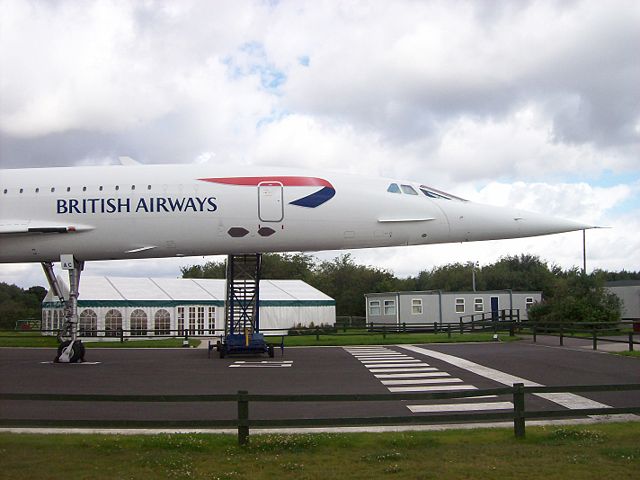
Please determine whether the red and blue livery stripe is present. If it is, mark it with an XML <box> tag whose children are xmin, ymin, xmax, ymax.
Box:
<box><xmin>199</xmin><ymin>176</ymin><xmax>336</xmax><ymax>208</ymax></box>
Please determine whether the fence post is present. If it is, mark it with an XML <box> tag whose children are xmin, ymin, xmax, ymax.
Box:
<box><xmin>533</xmin><ymin>325</ymin><xmax>537</xmax><ymax>343</ymax></box>
<box><xmin>315</xmin><ymin>326</ymin><xmax>320</xmax><ymax>341</ymax></box>
<box><xmin>447</xmin><ymin>324</ymin><xmax>451</xmax><ymax>339</ymax></box>
<box><xmin>119</xmin><ymin>327</ymin><xmax>124</xmax><ymax>343</ymax></box>
<box><xmin>382</xmin><ymin>325</ymin><xmax>386</xmax><ymax>339</ymax></box>
<box><xmin>592</xmin><ymin>328</ymin><xmax>597</xmax><ymax>350</ymax></box>
<box><xmin>402</xmin><ymin>322</ymin><xmax>406</xmax><ymax>333</ymax></box>
<box><xmin>237</xmin><ymin>390</ymin><xmax>249</xmax><ymax>446</ymax></box>
<box><xmin>509</xmin><ymin>322</ymin><xmax>515</xmax><ymax>337</ymax></box>
<box><xmin>560</xmin><ymin>326</ymin><xmax>564</xmax><ymax>346</ymax></box>
<box><xmin>459</xmin><ymin>319</ymin><xmax>464</xmax><ymax>335</ymax></box>
<box><xmin>630</xmin><ymin>333</ymin><xmax>634</xmax><ymax>352</ymax></box>
<box><xmin>513</xmin><ymin>383</ymin><xmax>526</xmax><ymax>438</ymax></box>
<box><xmin>433</xmin><ymin>322</ymin><xmax>437</xmax><ymax>333</ymax></box>
<box><xmin>183</xmin><ymin>329</ymin><xmax>189</xmax><ymax>348</ymax></box>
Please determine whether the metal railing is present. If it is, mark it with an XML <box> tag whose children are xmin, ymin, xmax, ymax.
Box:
<box><xmin>1</xmin><ymin>383</ymin><xmax>638</xmax><ymax>445</ymax></box>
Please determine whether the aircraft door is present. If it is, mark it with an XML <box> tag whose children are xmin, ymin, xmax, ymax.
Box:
<box><xmin>258</xmin><ymin>182</ymin><xmax>284</xmax><ymax>222</ymax></box>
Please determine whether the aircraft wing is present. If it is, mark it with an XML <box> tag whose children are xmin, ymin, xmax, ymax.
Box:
<box><xmin>0</xmin><ymin>221</ymin><xmax>94</xmax><ymax>235</ymax></box>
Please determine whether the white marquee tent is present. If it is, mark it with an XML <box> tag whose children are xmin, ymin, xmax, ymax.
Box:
<box><xmin>42</xmin><ymin>277</ymin><xmax>335</xmax><ymax>338</ymax></box>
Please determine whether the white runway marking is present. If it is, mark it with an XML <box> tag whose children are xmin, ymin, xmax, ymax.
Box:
<box><xmin>408</xmin><ymin>402</ymin><xmax>514</xmax><ymax>413</ymax></box>
<box><xmin>381</xmin><ymin>378</ymin><xmax>464</xmax><ymax>385</ymax></box>
<box><xmin>374</xmin><ymin>372</ymin><xmax>450</xmax><ymax>379</ymax></box>
<box><xmin>369</xmin><ymin>367</ymin><xmax>438</xmax><ymax>373</ymax></box>
<box><xmin>229</xmin><ymin>361</ymin><xmax>293</xmax><ymax>368</ymax></box>
<box><xmin>399</xmin><ymin>345</ymin><xmax>611</xmax><ymax>410</ymax></box>
<box><xmin>40</xmin><ymin>361</ymin><xmax>101</xmax><ymax>365</ymax></box>
<box><xmin>388</xmin><ymin>385</ymin><xmax>477</xmax><ymax>393</ymax></box>
<box><xmin>364</xmin><ymin>362</ymin><xmax>423</xmax><ymax>368</ymax></box>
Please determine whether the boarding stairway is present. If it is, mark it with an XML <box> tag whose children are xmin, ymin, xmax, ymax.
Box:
<box><xmin>219</xmin><ymin>254</ymin><xmax>273</xmax><ymax>358</ymax></box>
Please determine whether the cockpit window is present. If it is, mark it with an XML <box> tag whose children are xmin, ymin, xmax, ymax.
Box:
<box><xmin>420</xmin><ymin>185</ymin><xmax>467</xmax><ymax>202</ymax></box>
<box><xmin>400</xmin><ymin>184</ymin><xmax>419</xmax><ymax>195</ymax></box>
<box><xmin>387</xmin><ymin>183</ymin><xmax>401</xmax><ymax>194</ymax></box>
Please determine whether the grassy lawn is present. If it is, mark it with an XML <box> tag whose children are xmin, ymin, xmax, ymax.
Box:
<box><xmin>0</xmin><ymin>332</ymin><xmax>200</xmax><ymax>348</ymax></box>
<box><xmin>0</xmin><ymin>423</ymin><xmax>638</xmax><ymax>479</ymax></box>
<box><xmin>279</xmin><ymin>330</ymin><xmax>519</xmax><ymax>347</ymax></box>
<box><xmin>615</xmin><ymin>350</ymin><xmax>640</xmax><ymax>358</ymax></box>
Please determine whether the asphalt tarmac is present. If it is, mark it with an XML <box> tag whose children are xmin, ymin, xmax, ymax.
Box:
<box><xmin>0</xmin><ymin>339</ymin><xmax>638</xmax><ymax>425</ymax></box>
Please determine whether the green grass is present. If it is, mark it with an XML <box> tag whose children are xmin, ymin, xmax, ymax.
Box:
<box><xmin>0</xmin><ymin>333</ymin><xmax>200</xmax><ymax>348</ymax></box>
<box><xmin>615</xmin><ymin>350</ymin><xmax>640</xmax><ymax>358</ymax></box>
<box><xmin>279</xmin><ymin>330</ymin><xmax>519</xmax><ymax>346</ymax></box>
<box><xmin>0</xmin><ymin>423</ymin><xmax>638</xmax><ymax>479</ymax></box>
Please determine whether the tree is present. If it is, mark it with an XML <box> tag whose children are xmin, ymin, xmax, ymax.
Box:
<box><xmin>528</xmin><ymin>270</ymin><xmax>622</xmax><ymax>325</ymax></box>
<box><xmin>0</xmin><ymin>283</ymin><xmax>47</xmax><ymax>329</ymax></box>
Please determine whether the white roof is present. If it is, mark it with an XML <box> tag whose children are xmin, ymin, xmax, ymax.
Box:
<box><xmin>45</xmin><ymin>277</ymin><xmax>333</xmax><ymax>303</ymax></box>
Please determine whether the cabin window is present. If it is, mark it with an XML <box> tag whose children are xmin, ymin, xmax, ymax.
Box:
<box><xmin>369</xmin><ymin>300</ymin><xmax>381</xmax><ymax>316</ymax></box>
<box><xmin>474</xmin><ymin>298</ymin><xmax>484</xmax><ymax>312</ymax></box>
<box><xmin>147</xmin><ymin>185</ymin><xmax>152</xmax><ymax>190</ymax></box>
<box><xmin>99</xmin><ymin>186</ymin><xmax>103</xmax><ymax>191</ymax></box>
<box><xmin>83</xmin><ymin>186</ymin><xmax>87</xmax><ymax>192</ymax></box>
<box><xmin>19</xmin><ymin>188</ymin><xmax>23</xmax><ymax>193</ymax></box>
<box><xmin>131</xmin><ymin>185</ymin><xmax>135</xmax><ymax>190</ymax></box>
<box><xmin>525</xmin><ymin>297</ymin><xmax>535</xmax><ymax>311</ymax></box>
<box><xmin>455</xmin><ymin>298</ymin><xmax>465</xmax><ymax>314</ymax></box>
<box><xmin>66</xmin><ymin>187</ymin><xmax>71</xmax><ymax>192</ymax></box>
<box><xmin>3</xmin><ymin>189</ymin><xmax>6</xmax><ymax>194</ymax></box>
<box><xmin>51</xmin><ymin>187</ymin><xmax>55</xmax><ymax>193</ymax></box>
<box><xmin>384</xmin><ymin>300</ymin><xmax>396</xmax><ymax>315</ymax></box>
<box><xmin>35</xmin><ymin>188</ymin><xmax>39</xmax><ymax>193</ymax></box>
<box><xmin>115</xmin><ymin>185</ymin><xmax>120</xmax><ymax>191</ymax></box>
<box><xmin>400</xmin><ymin>184</ymin><xmax>418</xmax><ymax>195</ymax></box>
<box><xmin>387</xmin><ymin>183</ymin><xmax>401</xmax><ymax>194</ymax></box>
<box><xmin>411</xmin><ymin>298</ymin><xmax>423</xmax><ymax>315</ymax></box>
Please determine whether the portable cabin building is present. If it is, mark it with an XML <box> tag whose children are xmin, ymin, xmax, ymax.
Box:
<box><xmin>364</xmin><ymin>290</ymin><xmax>541</xmax><ymax>326</ymax></box>
<box><xmin>605</xmin><ymin>280</ymin><xmax>640</xmax><ymax>321</ymax></box>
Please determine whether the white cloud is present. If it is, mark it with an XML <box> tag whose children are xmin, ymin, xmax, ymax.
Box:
<box><xmin>0</xmin><ymin>0</ymin><xmax>638</xmax><ymax>288</ymax></box>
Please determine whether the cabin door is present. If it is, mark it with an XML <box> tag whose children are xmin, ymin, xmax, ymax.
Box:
<box><xmin>491</xmin><ymin>297</ymin><xmax>499</xmax><ymax>321</ymax></box>
<box><xmin>258</xmin><ymin>182</ymin><xmax>284</xmax><ymax>222</ymax></box>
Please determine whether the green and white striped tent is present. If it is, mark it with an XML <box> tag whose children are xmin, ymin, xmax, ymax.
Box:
<box><xmin>42</xmin><ymin>277</ymin><xmax>335</xmax><ymax>338</ymax></box>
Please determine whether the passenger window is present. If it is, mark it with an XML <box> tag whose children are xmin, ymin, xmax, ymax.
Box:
<box><xmin>387</xmin><ymin>183</ymin><xmax>401</xmax><ymax>194</ymax></box>
<box><xmin>400</xmin><ymin>185</ymin><xmax>418</xmax><ymax>195</ymax></box>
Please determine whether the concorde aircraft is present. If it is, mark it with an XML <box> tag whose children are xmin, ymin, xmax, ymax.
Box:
<box><xmin>0</xmin><ymin>161</ymin><xmax>590</xmax><ymax>361</ymax></box>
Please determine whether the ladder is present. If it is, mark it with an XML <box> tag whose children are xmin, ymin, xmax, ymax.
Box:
<box><xmin>225</xmin><ymin>253</ymin><xmax>261</xmax><ymax>336</ymax></box>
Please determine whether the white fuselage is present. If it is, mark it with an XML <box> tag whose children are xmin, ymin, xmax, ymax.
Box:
<box><xmin>0</xmin><ymin>164</ymin><xmax>588</xmax><ymax>264</ymax></box>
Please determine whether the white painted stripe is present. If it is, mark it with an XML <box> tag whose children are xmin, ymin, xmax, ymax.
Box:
<box><xmin>365</xmin><ymin>362</ymin><xmax>424</xmax><ymax>368</ymax></box>
<box><xmin>40</xmin><ymin>361</ymin><xmax>101</xmax><ymax>365</ymax></box>
<box><xmin>381</xmin><ymin>378</ymin><xmax>464</xmax><ymax>385</ymax></box>
<box><xmin>363</xmin><ymin>359</ymin><xmax>421</xmax><ymax>364</ymax></box>
<box><xmin>355</xmin><ymin>356</ymin><xmax>411</xmax><ymax>360</ymax></box>
<box><xmin>408</xmin><ymin>402</ymin><xmax>514</xmax><ymax>413</ymax></box>
<box><xmin>353</xmin><ymin>355</ymin><xmax>408</xmax><ymax>359</ymax></box>
<box><xmin>388</xmin><ymin>385</ymin><xmax>477</xmax><ymax>392</ymax></box>
<box><xmin>370</xmin><ymin>367</ymin><xmax>438</xmax><ymax>373</ymax></box>
<box><xmin>374</xmin><ymin>372</ymin><xmax>450</xmax><ymax>379</ymax></box>
<box><xmin>399</xmin><ymin>345</ymin><xmax>611</xmax><ymax>410</ymax></box>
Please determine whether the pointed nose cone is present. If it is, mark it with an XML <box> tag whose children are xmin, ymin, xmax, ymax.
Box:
<box><xmin>443</xmin><ymin>201</ymin><xmax>591</xmax><ymax>242</ymax></box>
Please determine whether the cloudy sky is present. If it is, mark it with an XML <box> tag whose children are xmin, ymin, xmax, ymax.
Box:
<box><xmin>1</xmin><ymin>0</ymin><xmax>638</xmax><ymax>288</ymax></box>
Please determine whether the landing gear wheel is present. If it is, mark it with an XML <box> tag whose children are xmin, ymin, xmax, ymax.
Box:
<box><xmin>268</xmin><ymin>344</ymin><xmax>274</xmax><ymax>358</ymax></box>
<box><xmin>55</xmin><ymin>340</ymin><xmax>85</xmax><ymax>363</ymax></box>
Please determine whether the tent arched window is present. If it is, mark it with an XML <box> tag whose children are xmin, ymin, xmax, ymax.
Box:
<box><xmin>130</xmin><ymin>309</ymin><xmax>148</xmax><ymax>336</ymax></box>
<box><xmin>154</xmin><ymin>309</ymin><xmax>171</xmax><ymax>335</ymax></box>
<box><xmin>105</xmin><ymin>309</ymin><xmax>123</xmax><ymax>337</ymax></box>
<box><xmin>79</xmin><ymin>309</ymin><xmax>97</xmax><ymax>337</ymax></box>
